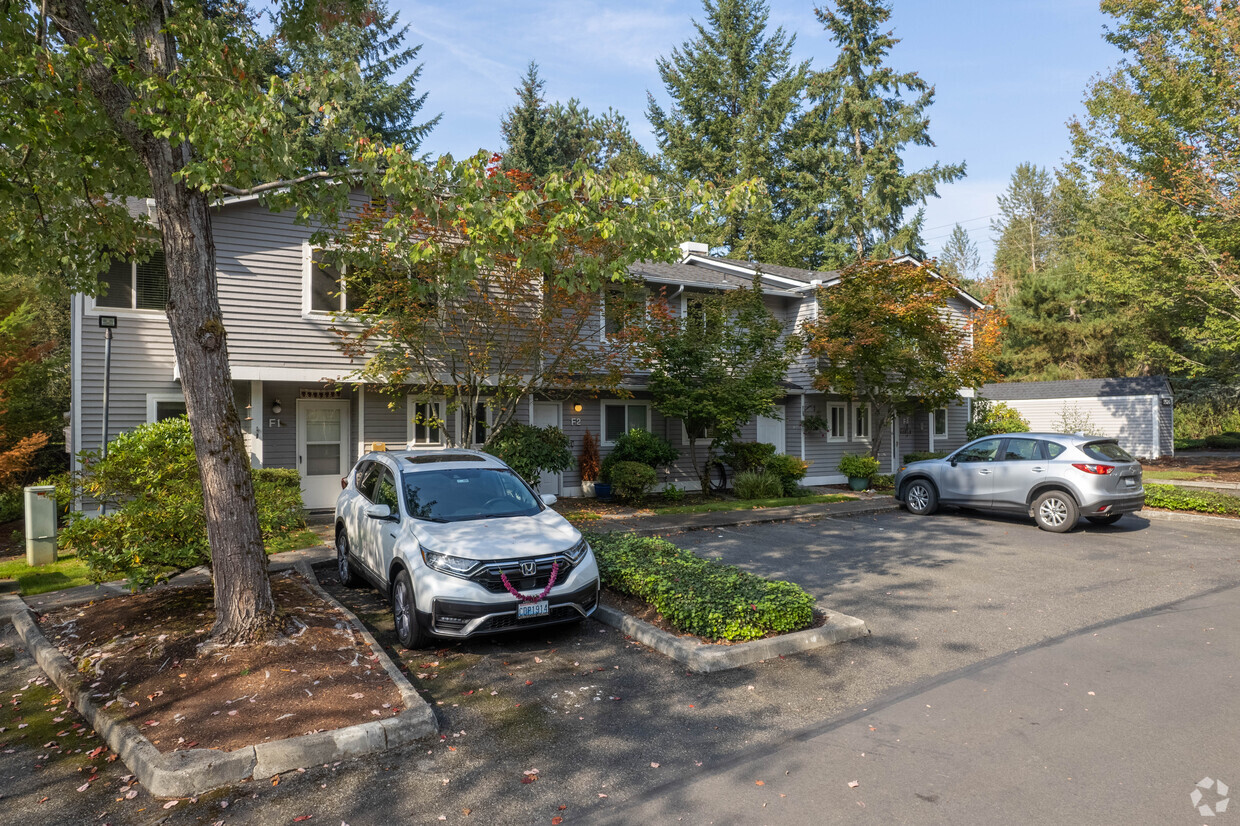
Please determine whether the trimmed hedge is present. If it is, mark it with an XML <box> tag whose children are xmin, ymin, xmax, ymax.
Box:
<box><xmin>1144</xmin><ymin>484</ymin><xmax>1240</xmax><ymax>517</ymax></box>
<box><xmin>609</xmin><ymin>461</ymin><xmax>657</xmax><ymax>503</ymax></box>
<box><xmin>903</xmin><ymin>451</ymin><xmax>949</xmax><ymax>464</ymax></box>
<box><xmin>588</xmin><ymin>532</ymin><xmax>815</xmax><ymax>641</ymax></box>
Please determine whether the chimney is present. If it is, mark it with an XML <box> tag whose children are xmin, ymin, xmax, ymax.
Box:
<box><xmin>679</xmin><ymin>241</ymin><xmax>709</xmax><ymax>258</ymax></box>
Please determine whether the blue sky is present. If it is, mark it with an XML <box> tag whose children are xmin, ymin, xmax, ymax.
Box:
<box><xmin>391</xmin><ymin>0</ymin><xmax>1122</xmax><ymax>270</ymax></box>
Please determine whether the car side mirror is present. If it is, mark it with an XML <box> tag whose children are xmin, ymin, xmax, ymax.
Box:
<box><xmin>365</xmin><ymin>503</ymin><xmax>394</xmax><ymax>520</ymax></box>
<box><xmin>540</xmin><ymin>493</ymin><xmax>558</xmax><ymax>506</ymax></box>
<box><xmin>949</xmin><ymin>459</ymin><xmax>959</xmax><ymax>467</ymax></box>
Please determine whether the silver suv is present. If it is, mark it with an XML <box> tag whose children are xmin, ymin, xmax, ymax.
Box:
<box><xmin>893</xmin><ymin>433</ymin><xmax>1145</xmax><ymax>532</ymax></box>
<box><xmin>334</xmin><ymin>449</ymin><xmax>600</xmax><ymax>648</ymax></box>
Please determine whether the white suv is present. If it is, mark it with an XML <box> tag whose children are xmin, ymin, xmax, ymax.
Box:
<box><xmin>334</xmin><ymin>449</ymin><xmax>600</xmax><ymax>648</ymax></box>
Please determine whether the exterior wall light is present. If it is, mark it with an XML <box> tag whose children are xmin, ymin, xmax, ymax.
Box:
<box><xmin>573</xmin><ymin>403</ymin><xmax>583</xmax><ymax>413</ymax></box>
<box><xmin>271</xmin><ymin>399</ymin><xmax>282</xmax><ymax>415</ymax></box>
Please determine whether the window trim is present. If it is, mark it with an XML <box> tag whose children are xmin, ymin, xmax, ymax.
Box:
<box><xmin>600</xmin><ymin>400</ymin><xmax>650</xmax><ymax>446</ymax></box>
<box><xmin>827</xmin><ymin>403</ymin><xmax>848</xmax><ymax>443</ymax></box>
<box><xmin>680</xmin><ymin>419</ymin><xmax>714</xmax><ymax>445</ymax></box>
<box><xmin>853</xmin><ymin>402</ymin><xmax>871</xmax><ymax>442</ymax></box>
<box><xmin>303</xmin><ymin>244</ymin><xmax>352</xmax><ymax>317</ymax></box>
<box><xmin>932</xmin><ymin>407</ymin><xmax>949</xmax><ymax>439</ymax></box>
<box><xmin>87</xmin><ymin>257</ymin><xmax>169</xmax><ymax>318</ymax></box>
<box><xmin>145</xmin><ymin>392</ymin><xmax>186</xmax><ymax>424</ymax></box>
<box><xmin>406</xmin><ymin>395</ymin><xmax>448</xmax><ymax>448</ymax></box>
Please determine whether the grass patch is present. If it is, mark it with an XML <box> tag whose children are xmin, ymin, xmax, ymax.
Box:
<box><xmin>651</xmin><ymin>493</ymin><xmax>853</xmax><ymax>516</ymax></box>
<box><xmin>1145</xmin><ymin>484</ymin><xmax>1240</xmax><ymax>517</ymax></box>
<box><xmin>587</xmin><ymin>532</ymin><xmax>814</xmax><ymax>641</ymax></box>
<box><xmin>1144</xmin><ymin>469</ymin><xmax>1217</xmax><ymax>481</ymax></box>
<box><xmin>265</xmin><ymin>528</ymin><xmax>323</xmax><ymax>554</ymax></box>
<box><xmin>0</xmin><ymin>553</ymin><xmax>94</xmax><ymax>596</ymax></box>
<box><xmin>564</xmin><ymin>511</ymin><xmax>602</xmax><ymax>524</ymax></box>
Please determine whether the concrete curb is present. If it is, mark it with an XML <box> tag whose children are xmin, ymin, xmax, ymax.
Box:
<box><xmin>1142</xmin><ymin>509</ymin><xmax>1238</xmax><ymax>527</ymax></box>
<box><xmin>9</xmin><ymin>568</ymin><xmax>438</xmax><ymax>797</ymax></box>
<box><xmin>593</xmin><ymin>604</ymin><xmax>869</xmax><ymax>673</ymax></box>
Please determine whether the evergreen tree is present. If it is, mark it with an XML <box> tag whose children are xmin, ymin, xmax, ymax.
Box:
<box><xmin>501</xmin><ymin>62</ymin><xmax>646</xmax><ymax>177</ymax></box>
<box><xmin>646</xmin><ymin>0</ymin><xmax>809</xmax><ymax>260</ymax></box>
<box><xmin>938</xmin><ymin>224</ymin><xmax>980</xmax><ymax>289</ymax></box>
<box><xmin>789</xmin><ymin>0</ymin><xmax>965</xmax><ymax>267</ymax></box>
<box><xmin>282</xmin><ymin>0</ymin><xmax>439</xmax><ymax>168</ymax></box>
<box><xmin>990</xmin><ymin>163</ymin><xmax>1056</xmax><ymax>279</ymax></box>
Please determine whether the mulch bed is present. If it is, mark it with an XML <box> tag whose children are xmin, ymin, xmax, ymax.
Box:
<box><xmin>600</xmin><ymin>587</ymin><xmax>827</xmax><ymax>646</ymax></box>
<box><xmin>1145</xmin><ymin>454</ymin><xmax>1240</xmax><ymax>482</ymax></box>
<box><xmin>0</xmin><ymin>518</ymin><xmax>24</xmax><ymax>555</ymax></box>
<box><xmin>36</xmin><ymin>572</ymin><xmax>403</xmax><ymax>754</ymax></box>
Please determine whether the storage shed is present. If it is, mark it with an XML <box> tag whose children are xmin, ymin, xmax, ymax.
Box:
<box><xmin>979</xmin><ymin>377</ymin><xmax>1174</xmax><ymax>459</ymax></box>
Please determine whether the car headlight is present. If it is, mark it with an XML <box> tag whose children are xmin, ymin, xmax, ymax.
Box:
<box><xmin>564</xmin><ymin>537</ymin><xmax>590</xmax><ymax>564</ymax></box>
<box><xmin>421</xmin><ymin>548</ymin><xmax>478</xmax><ymax>577</ymax></box>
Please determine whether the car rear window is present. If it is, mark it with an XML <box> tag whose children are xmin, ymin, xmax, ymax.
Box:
<box><xmin>1082</xmin><ymin>441</ymin><xmax>1135</xmax><ymax>462</ymax></box>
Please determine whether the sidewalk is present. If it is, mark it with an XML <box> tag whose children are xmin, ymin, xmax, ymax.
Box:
<box><xmin>589</xmin><ymin>495</ymin><xmax>900</xmax><ymax>536</ymax></box>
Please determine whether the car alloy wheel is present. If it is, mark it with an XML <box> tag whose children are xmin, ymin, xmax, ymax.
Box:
<box><xmin>336</xmin><ymin>528</ymin><xmax>359</xmax><ymax>587</ymax></box>
<box><xmin>392</xmin><ymin>569</ymin><xmax>427</xmax><ymax>649</ymax></box>
<box><xmin>1034</xmin><ymin>491</ymin><xmax>1079</xmax><ymax>533</ymax></box>
<box><xmin>904</xmin><ymin>480</ymin><xmax>938</xmax><ymax>515</ymax></box>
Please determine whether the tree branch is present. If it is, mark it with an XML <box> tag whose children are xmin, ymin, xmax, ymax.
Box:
<box><xmin>216</xmin><ymin>169</ymin><xmax>358</xmax><ymax>196</ymax></box>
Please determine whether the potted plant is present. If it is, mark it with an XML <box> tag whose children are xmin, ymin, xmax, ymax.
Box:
<box><xmin>838</xmin><ymin>453</ymin><xmax>880</xmax><ymax>491</ymax></box>
<box><xmin>579</xmin><ymin>430</ymin><xmax>601</xmax><ymax>498</ymax></box>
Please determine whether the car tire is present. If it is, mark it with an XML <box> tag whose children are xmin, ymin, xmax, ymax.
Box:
<box><xmin>1086</xmin><ymin>513</ymin><xmax>1123</xmax><ymax>526</ymax></box>
<box><xmin>1034</xmin><ymin>490</ymin><xmax>1079</xmax><ymax>532</ymax></box>
<box><xmin>392</xmin><ymin>569</ymin><xmax>429</xmax><ymax>649</ymax></box>
<box><xmin>902</xmin><ymin>479</ymin><xmax>938</xmax><ymax>515</ymax></box>
<box><xmin>336</xmin><ymin>527</ymin><xmax>361</xmax><ymax>588</ymax></box>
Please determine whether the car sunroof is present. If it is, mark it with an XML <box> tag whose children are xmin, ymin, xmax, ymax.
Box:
<box><xmin>404</xmin><ymin>454</ymin><xmax>487</xmax><ymax>465</ymax></box>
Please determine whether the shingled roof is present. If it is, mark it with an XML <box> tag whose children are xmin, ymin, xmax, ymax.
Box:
<box><xmin>980</xmin><ymin>377</ymin><xmax>1172</xmax><ymax>400</ymax></box>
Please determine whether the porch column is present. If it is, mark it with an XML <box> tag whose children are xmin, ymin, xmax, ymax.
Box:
<box><xmin>358</xmin><ymin>383</ymin><xmax>366</xmax><ymax>458</ymax></box>
<box><xmin>249</xmin><ymin>380</ymin><xmax>263</xmax><ymax>468</ymax></box>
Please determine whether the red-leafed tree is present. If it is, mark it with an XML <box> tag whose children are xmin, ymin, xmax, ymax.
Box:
<box><xmin>802</xmin><ymin>259</ymin><xmax>1003</xmax><ymax>458</ymax></box>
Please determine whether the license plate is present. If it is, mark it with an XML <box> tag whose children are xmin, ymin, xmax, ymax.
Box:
<box><xmin>1124</xmin><ymin>477</ymin><xmax>1136</xmax><ymax>487</ymax></box>
<box><xmin>517</xmin><ymin>601</ymin><xmax>549</xmax><ymax>619</ymax></box>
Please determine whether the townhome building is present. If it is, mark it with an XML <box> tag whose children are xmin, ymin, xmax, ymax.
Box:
<box><xmin>70</xmin><ymin>197</ymin><xmax>984</xmax><ymax>510</ymax></box>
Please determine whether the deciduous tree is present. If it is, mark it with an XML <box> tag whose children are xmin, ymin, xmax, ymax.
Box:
<box><xmin>802</xmin><ymin>259</ymin><xmax>1001</xmax><ymax>459</ymax></box>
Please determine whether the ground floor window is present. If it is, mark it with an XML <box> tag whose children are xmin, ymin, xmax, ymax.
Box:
<box><xmin>408</xmin><ymin>398</ymin><xmax>446</xmax><ymax>446</ymax></box>
<box><xmin>933</xmin><ymin>407</ymin><xmax>948</xmax><ymax>439</ymax></box>
<box><xmin>828</xmin><ymin>403</ymin><xmax>847</xmax><ymax>442</ymax></box>
<box><xmin>146</xmin><ymin>392</ymin><xmax>186</xmax><ymax>423</ymax></box>
<box><xmin>854</xmin><ymin>403</ymin><xmax>870</xmax><ymax>440</ymax></box>
<box><xmin>603</xmin><ymin>402</ymin><xmax>649</xmax><ymax>444</ymax></box>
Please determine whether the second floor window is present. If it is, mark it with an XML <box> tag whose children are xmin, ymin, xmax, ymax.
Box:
<box><xmin>96</xmin><ymin>250</ymin><xmax>168</xmax><ymax>311</ymax></box>
<box><xmin>603</xmin><ymin>283</ymin><xmax>645</xmax><ymax>338</ymax></box>
<box><xmin>309</xmin><ymin>249</ymin><xmax>361</xmax><ymax>313</ymax></box>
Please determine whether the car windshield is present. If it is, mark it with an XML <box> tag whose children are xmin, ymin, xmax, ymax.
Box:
<box><xmin>1081</xmin><ymin>441</ymin><xmax>1136</xmax><ymax>462</ymax></box>
<box><xmin>402</xmin><ymin>467</ymin><xmax>542</xmax><ymax>522</ymax></box>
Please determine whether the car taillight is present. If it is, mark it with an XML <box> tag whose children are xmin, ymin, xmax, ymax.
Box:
<box><xmin>1072</xmin><ymin>463</ymin><xmax>1114</xmax><ymax>475</ymax></box>
<box><xmin>341</xmin><ymin>477</ymin><xmax>348</xmax><ymax>490</ymax></box>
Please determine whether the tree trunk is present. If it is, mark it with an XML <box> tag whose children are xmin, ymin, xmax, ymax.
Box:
<box><xmin>49</xmin><ymin>0</ymin><xmax>276</xmax><ymax>643</ymax></box>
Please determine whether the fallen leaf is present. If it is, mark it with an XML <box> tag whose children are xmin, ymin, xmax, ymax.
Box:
<box><xmin>77</xmin><ymin>783</ymin><xmax>90</xmax><ymax>792</ymax></box>
<box><xmin>293</xmin><ymin>817</ymin><xmax>313</xmax><ymax>822</ymax></box>
<box><xmin>272</xmin><ymin>776</ymin><xmax>280</xmax><ymax>786</ymax></box>
<box><xmin>558</xmin><ymin>805</ymin><xmax>567</xmax><ymax>810</ymax></box>
<box><xmin>163</xmin><ymin>800</ymin><xmax>179</xmax><ymax>809</ymax></box>
<box><xmin>521</xmin><ymin>776</ymin><xmax>536</xmax><ymax>785</ymax></box>
<box><xmin>125</xmin><ymin>790</ymin><xmax>138</xmax><ymax>800</ymax></box>
<box><xmin>848</xmin><ymin>780</ymin><xmax>859</xmax><ymax>789</ymax></box>
<box><xmin>755</xmin><ymin>780</ymin><xmax>764</xmax><ymax>786</ymax></box>
<box><xmin>650</xmin><ymin>762</ymin><xmax>660</xmax><ymax>768</ymax></box>
<box><xmin>348</xmin><ymin>693</ymin><xmax>364</xmax><ymax>699</ymax></box>
<box><xmin>462</xmin><ymin>808</ymin><xmax>471</xmax><ymax>815</ymax></box>
<box><xmin>525</xmin><ymin>681</ymin><xmax>533</xmax><ymax>686</ymax></box>
<box><xmin>552</xmin><ymin>818</ymin><xmax>563</xmax><ymax>825</ymax></box>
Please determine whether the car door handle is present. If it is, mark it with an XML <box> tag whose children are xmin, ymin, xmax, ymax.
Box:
<box><xmin>1031</xmin><ymin>466</ymin><xmax>1046</xmax><ymax>472</ymax></box>
<box><xmin>978</xmin><ymin>469</ymin><xmax>992</xmax><ymax>475</ymax></box>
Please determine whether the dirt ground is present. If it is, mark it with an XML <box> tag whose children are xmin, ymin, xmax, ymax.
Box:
<box><xmin>1143</xmin><ymin>453</ymin><xmax>1240</xmax><ymax>481</ymax></box>
<box><xmin>37</xmin><ymin>572</ymin><xmax>403</xmax><ymax>753</ymax></box>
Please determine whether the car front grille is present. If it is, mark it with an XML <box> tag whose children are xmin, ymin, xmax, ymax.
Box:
<box><xmin>482</xmin><ymin>604</ymin><xmax>583</xmax><ymax>631</ymax></box>
<box><xmin>470</xmin><ymin>555</ymin><xmax>574</xmax><ymax>594</ymax></box>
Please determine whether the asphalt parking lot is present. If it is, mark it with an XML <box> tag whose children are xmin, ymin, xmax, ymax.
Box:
<box><xmin>3</xmin><ymin>508</ymin><xmax>1238</xmax><ymax>825</ymax></box>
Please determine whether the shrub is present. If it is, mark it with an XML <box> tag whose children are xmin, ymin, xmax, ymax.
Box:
<box><xmin>609</xmin><ymin>461</ymin><xmax>657</xmax><ymax>503</ymax></box>
<box><xmin>600</xmin><ymin>429</ymin><xmax>678</xmax><ymax>481</ymax></box>
<box><xmin>1053</xmin><ymin>402</ymin><xmax>1099</xmax><ymax>435</ymax></box>
<box><xmin>966</xmin><ymin>398</ymin><xmax>1031</xmax><ymax>440</ymax></box>
<box><xmin>579</xmin><ymin>430</ymin><xmax>601</xmax><ymax>482</ymax></box>
<box><xmin>903</xmin><ymin>451</ymin><xmax>948</xmax><ymax>464</ymax></box>
<box><xmin>838</xmin><ymin>453</ymin><xmax>880</xmax><ymax>479</ymax></box>
<box><xmin>719</xmin><ymin>441</ymin><xmax>777</xmax><ymax>473</ymax></box>
<box><xmin>733</xmin><ymin>469</ymin><xmax>783</xmax><ymax>499</ymax></box>
<box><xmin>764</xmin><ymin>453</ymin><xmax>810</xmax><ymax>495</ymax></box>
<box><xmin>1173</xmin><ymin>401</ymin><xmax>1240</xmax><ymax>441</ymax></box>
<box><xmin>872</xmin><ymin>473</ymin><xmax>895</xmax><ymax>491</ymax></box>
<box><xmin>662</xmin><ymin>484</ymin><xmax>686</xmax><ymax>503</ymax></box>
<box><xmin>588</xmin><ymin>532</ymin><xmax>815</xmax><ymax>641</ymax></box>
<box><xmin>1144</xmin><ymin>484</ymin><xmax>1240</xmax><ymax>516</ymax></box>
<box><xmin>57</xmin><ymin>417</ymin><xmax>306</xmax><ymax>590</ymax></box>
<box><xmin>484</xmin><ymin>423</ymin><xmax>573</xmax><ymax>487</ymax></box>
<box><xmin>1204</xmin><ymin>432</ymin><xmax>1240</xmax><ymax>449</ymax></box>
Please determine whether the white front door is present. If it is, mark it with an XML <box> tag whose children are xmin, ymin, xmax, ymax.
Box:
<box><xmin>297</xmin><ymin>399</ymin><xmax>351</xmax><ymax>509</ymax></box>
<box><xmin>532</xmin><ymin>401</ymin><xmax>562</xmax><ymax>494</ymax></box>
<box><xmin>756</xmin><ymin>408</ymin><xmax>785</xmax><ymax>455</ymax></box>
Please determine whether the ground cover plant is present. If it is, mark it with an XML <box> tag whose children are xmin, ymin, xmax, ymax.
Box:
<box><xmin>587</xmin><ymin>532</ymin><xmax>815</xmax><ymax>641</ymax></box>
<box><xmin>1143</xmin><ymin>484</ymin><xmax>1240</xmax><ymax>517</ymax></box>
